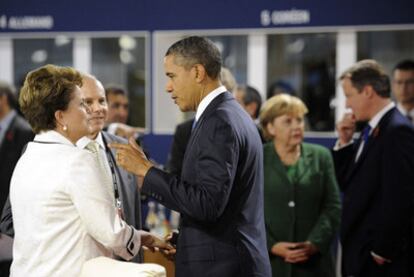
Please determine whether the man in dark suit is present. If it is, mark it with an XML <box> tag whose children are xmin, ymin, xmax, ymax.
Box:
<box><xmin>165</xmin><ymin>67</ymin><xmax>238</xmax><ymax>176</ymax></box>
<box><xmin>334</xmin><ymin>60</ymin><xmax>414</xmax><ymax>277</ymax></box>
<box><xmin>0</xmin><ymin>82</ymin><xmax>34</xmax><ymax>212</ymax></box>
<box><xmin>0</xmin><ymin>82</ymin><xmax>33</xmax><ymax>277</ymax></box>
<box><xmin>111</xmin><ymin>36</ymin><xmax>271</xmax><ymax>277</ymax></box>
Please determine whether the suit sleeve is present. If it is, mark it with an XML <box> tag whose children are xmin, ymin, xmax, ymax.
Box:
<box><xmin>307</xmin><ymin>148</ymin><xmax>341</xmax><ymax>254</ymax></box>
<box><xmin>332</xmin><ymin>143</ymin><xmax>354</xmax><ymax>191</ymax></box>
<box><xmin>142</xmin><ymin>118</ymin><xmax>239</xmax><ymax>223</ymax></box>
<box><xmin>66</xmin><ymin>151</ymin><xmax>142</xmax><ymax>260</ymax></box>
<box><xmin>372</xmin><ymin>126</ymin><xmax>414</xmax><ymax>259</ymax></box>
<box><xmin>0</xmin><ymin>196</ymin><xmax>14</xmax><ymax>237</ymax></box>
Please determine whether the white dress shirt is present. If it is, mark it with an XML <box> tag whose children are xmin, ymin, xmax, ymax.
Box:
<box><xmin>194</xmin><ymin>85</ymin><xmax>227</xmax><ymax>122</ymax></box>
<box><xmin>10</xmin><ymin>130</ymin><xmax>142</xmax><ymax>277</ymax></box>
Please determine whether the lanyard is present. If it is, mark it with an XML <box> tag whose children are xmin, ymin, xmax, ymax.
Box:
<box><xmin>101</xmin><ymin>135</ymin><xmax>122</xmax><ymax>210</ymax></box>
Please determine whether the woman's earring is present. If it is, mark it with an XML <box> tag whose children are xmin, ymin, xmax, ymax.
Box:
<box><xmin>63</xmin><ymin>125</ymin><xmax>68</xmax><ymax>132</ymax></box>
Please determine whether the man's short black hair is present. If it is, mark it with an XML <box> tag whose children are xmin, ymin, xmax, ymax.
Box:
<box><xmin>165</xmin><ymin>36</ymin><xmax>222</xmax><ymax>79</ymax></box>
<box><xmin>393</xmin><ymin>59</ymin><xmax>414</xmax><ymax>73</ymax></box>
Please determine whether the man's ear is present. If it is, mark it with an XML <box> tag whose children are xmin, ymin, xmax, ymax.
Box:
<box><xmin>363</xmin><ymin>85</ymin><xmax>375</xmax><ymax>98</ymax></box>
<box><xmin>193</xmin><ymin>64</ymin><xmax>206</xmax><ymax>83</ymax></box>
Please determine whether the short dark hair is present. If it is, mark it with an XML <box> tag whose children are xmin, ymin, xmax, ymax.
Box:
<box><xmin>0</xmin><ymin>81</ymin><xmax>17</xmax><ymax>109</ymax></box>
<box><xmin>393</xmin><ymin>59</ymin><xmax>414</xmax><ymax>73</ymax></box>
<box><xmin>340</xmin><ymin>59</ymin><xmax>390</xmax><ymax>98</ymax></box>
<box><xmin>19</xmin><ymin>64</ymin><xmax>82</xmax><ymax>133</ymax></box>
<box><xmin>237</xmin><ymin>85</ymin><xmax>262</xmax><ymax>118</ymax></box>
<box><xmin>105</xmin><ymin>84</ymin><xmax>127</xmax><ymax>99</ymax></box>
<box><xmin>165</xmin><ymin>36</ymin><xmax>222</xmax><ymax>79</ymax></box>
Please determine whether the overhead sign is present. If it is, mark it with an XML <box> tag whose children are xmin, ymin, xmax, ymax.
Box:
<box><xmin>0</xmin><ymin>0</ymin><xmax>413</xmax><ymax>33</ymax></box>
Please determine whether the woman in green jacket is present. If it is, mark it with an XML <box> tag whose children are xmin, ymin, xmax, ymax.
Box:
<box><xmin>260</xmin><ymin>94</ymin><xmax>341</xmax><ymax>277</ymax></box>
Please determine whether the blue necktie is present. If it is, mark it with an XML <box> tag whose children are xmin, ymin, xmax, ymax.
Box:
<box><xmin>355</xmin><ymin>124</ymin><xmax>372</xmax><ymax>162</ymax></box>
<box><xmin>191</xmin><ymin>119</ymin><xmax>197</xmax><ymax>130</ymax></box>
<box><xmin>362</xmin><ymin>125</ymin><xmax>372</xmax><ymax>144</ymax></box>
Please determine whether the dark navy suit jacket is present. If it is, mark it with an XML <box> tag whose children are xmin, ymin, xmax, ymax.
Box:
<box><xmin>143</xmin><ymin>92</ymin><xmax>271</xmax><ymax>277</ymax></box>
<box><xmin>333</xmin><ymin>107</ymin><xmax>414</xmax><ymax>277</ymax></box>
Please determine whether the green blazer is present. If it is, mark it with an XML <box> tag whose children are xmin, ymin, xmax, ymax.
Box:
<box><xmin>264</xmin><ymin>142</ymin><xmax>341</xmax><ymax>277</ymax></box>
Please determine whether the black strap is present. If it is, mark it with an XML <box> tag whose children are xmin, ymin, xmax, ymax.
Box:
<box><xmin>101</xmin><ymin>135</ymin><xmax>122</xmax><ymax>208</ymax></box>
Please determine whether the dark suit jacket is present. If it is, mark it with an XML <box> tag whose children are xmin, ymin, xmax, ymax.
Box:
<box><xmin>143</xmin><ymin>92</ymin><xmax>271</xmax><ymax>277</ymax></box>
<box><xmin>165</xmin><ymin>118</ymin><xmax>194</xmax><ymax>176</ymax></box>
<box><xmin>0</xmin><ymin>113</ymin><xmax>33</xmax><ymax>212</ymax></box>
<box><xmin>333</xmin><ymin>108</ymin><xmax>414</xmax><ymax>277</ymax></box>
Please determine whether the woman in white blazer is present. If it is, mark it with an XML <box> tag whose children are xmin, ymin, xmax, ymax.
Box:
<box><xmin>9</xmin><ymin>64</ymin><xmax>171</xmax><ymax>276</ymax></box>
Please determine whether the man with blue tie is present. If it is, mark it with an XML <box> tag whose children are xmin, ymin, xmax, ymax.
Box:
<box><xmin>334</xmin><ymin>60</ymin><xmax>414</xmax><ymax>277</ymax></box>
<box><xmin>111</xmin><ymin>36</ymin><xmax>271</xmax><ymax>277</ymax></box>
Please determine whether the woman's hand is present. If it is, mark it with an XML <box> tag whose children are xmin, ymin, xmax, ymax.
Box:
<box><xmin>271</xmin><ymin>241</ymin><xmax>318</xmax><ymax>263</ymax></box>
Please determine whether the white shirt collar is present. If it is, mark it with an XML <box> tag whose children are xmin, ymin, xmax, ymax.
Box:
<box><xmin>35</xmin><ymin>130</ymin><xmax>75</xmax><ymax>146</ymax></box>
<box><xmin>367</xmin><ymin>101</ymin><xmax>395</xmax><ymax>132</ymax></box>
<box><xmin>397</xmin><ymin>103</ymin><xmax>407</xmax><ymax>115</ymax></box>
<box><xmin>195</xmin><ymin>86</ymin><xmax>227</xmax><ymax>122</ymax></box>
<box><xmin>396</xmin><ymin>102</ymin><xmax>414</xmax><ymax>119</ymax></box>
<box><xmin>76</xmin><ymin>132</ymin><xmax>105</xmax><ymax>149</ymax></box>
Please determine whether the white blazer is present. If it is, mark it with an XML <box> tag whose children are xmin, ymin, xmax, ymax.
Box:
<box><xmin>10</xmin><ymin>131</ymin><xmax>142</xmax><ymax>277</ymax></box>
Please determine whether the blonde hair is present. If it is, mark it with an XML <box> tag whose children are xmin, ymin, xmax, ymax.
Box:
<box><xmin>259</xmin><ymin>94</ymin><xmax>308</xmax><ymax>140</ymax></box>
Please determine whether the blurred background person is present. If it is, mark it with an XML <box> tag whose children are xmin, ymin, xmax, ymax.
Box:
<box><xmin>0</xmin><ymin>82</ymin><xmax>34</xmax><ymax>213</ymax></box>
<box><xmin>233</xmin><ymin>84</ymin><xmax>265</xmax><ymax>142</ymax></box>
<box><xmin>10</xmin><ymin>64</ymin><xmax>170</xmax><ymax>276</ymax></box>
<box><xmin>267</xmin><ymin>80</ymin><xmax>296</xmax><ymax>99</ymax></box>
<box><xmin>392</xmin><ymin>59</ymin><xmax>414</xmax><ymax>123</ymax></box>
<box><xmin>260</xmin><ymin>94</ymin><xmax>341</xmax><ymax>277</ymax></box>
<box><xmin>0</xmin><ymin>82</ymin><xmax>33</xmax><ymax>277</ymax></box>
<box><xmin>105</xmin><ymin>85</ymin><xmax>145</xmax><ymax>139</ymax></box>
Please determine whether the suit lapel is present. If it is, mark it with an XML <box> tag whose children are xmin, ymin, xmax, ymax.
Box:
<box><xmin>269</xmin><ymin>149</ymin><xmax>291</xmax><ymax>186</ymax></box>
<box><xmin>346</xmin><ymin>108</ymin><xmax>394</xmax><ymax>182</ymax></box>
<box><xmin>185</xmin><ymin>92</ymin><xmax>232</xmax><ymax>153</ymax></box>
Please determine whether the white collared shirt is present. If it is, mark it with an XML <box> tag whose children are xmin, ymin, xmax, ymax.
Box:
<box><xmin>355</xmin><ymin>101</ymin><xmax>395</xmax><ymax>161</ymax></box>
<box><xmin>194</xmin><ymin>85</ymin><xmax>227</xmax><ymax>122</ymax></box>
<box><xmin>397</xmin><ymin>103</ymin><xmax>414</xmax><ymax>124</ymax></box>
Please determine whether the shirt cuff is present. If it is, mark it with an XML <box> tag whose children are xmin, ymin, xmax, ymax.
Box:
<box><xmin>107</xmin><ymin>123</ymin><xmax>119</xmax><ymax>135</ymax></box>
<box><xmin>370</xmin><ymin>251</ymin><xmax>392</xmax><ymax>263</ymax></box>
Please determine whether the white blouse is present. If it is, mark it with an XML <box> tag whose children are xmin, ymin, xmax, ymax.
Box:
<box><xmin>10</xmin><ymin>130</ymin><xmax>142</xmax><ymax>277</ymax></box>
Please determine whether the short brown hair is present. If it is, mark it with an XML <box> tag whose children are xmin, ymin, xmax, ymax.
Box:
<box><xmin>260</xmin><ymin>94</ymin><xmax>308</xmax><ymax>140</ymax></box>
<box><xmin>340</xmin><ymin>59</ymin><xmax>390</xmax><ymax>98</ymax></box>
<box><xmin>19</xmin><ymin>64</ymin><xmax>82</xmax><ymax>133</ymax></box>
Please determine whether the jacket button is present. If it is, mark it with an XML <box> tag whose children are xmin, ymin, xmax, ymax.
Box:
<box><xmin>288</xmin><ymin>201</ymin><xmax>295</xmax><ymax>207</ymax></box>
